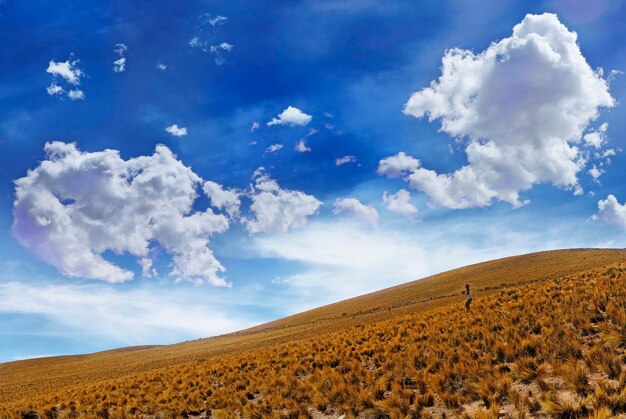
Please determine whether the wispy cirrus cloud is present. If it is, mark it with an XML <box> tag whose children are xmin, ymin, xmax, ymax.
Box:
<box><xmin>335</xmin><ymin>155</ymin><xmax>356</xmax><ymax>166</ymax></box>
<box><xmin>0</xmin><ymin>281</ymin><xmax>257</xmax><ymax>347</ymax></box>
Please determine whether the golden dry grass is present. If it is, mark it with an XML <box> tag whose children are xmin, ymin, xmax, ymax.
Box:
<box><xmin>1</xmin><ymin>248</ymin><xmax>626</xmax><ymax>418</ymax></box>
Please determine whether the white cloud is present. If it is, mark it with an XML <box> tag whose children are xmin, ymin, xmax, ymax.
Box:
<box><xmin>203</xmin><ymin>180</ymin><xmax>241</xmax><ymax>218</ymax></box>
<box><xmin>207</xmin><ymin>15</ymin><xmax>227</xmax><ymax>26</ymax></box>
<box><xmin>189</xmin><ymin>37</ymin><xmax>204</xmax><ymax>48</ymax></box>
<box><xmin>112</xmin><ymin>44</ymin><xmax>128</xmax><ymax>73</ymax></box>
<box><xmin>250</xmin><ymin>121</ymin><xmax>260</xmax><ymax>132</ymax></box>
<box><xmin>113</xmin><ymin>43</ymin><xmax>128</xmax><ymax>55</ymax></box>
<box><xmin>383</xmin><ymin>189</ymin><xmax>418</xmax><ymax>220</ymax></box>
<box><xmin>252</xmin><ymin>222</ymin><xmax>426</xmax><ymax>301</ymax></box>
<box><xmin>189</xmin><ymin>15</ymin><xmax>233</xmax><ymax>65</ymax></box>
<box><xmin>295</xmin><ymin>139</ymin><xmax>311</xmax><ymax>152</ymax></box>
<box><xmin>208</xmin><ymin>43</ymin><xmax>234</xmax><ymax>66</ymax></box>
<box><xmin>166</xmin><ymin>124</ymin><xmax>188</xmax><ymax>137</ymax></box>
<box><xmin>212</xmin><ymin>42</ymin><xmax>233</xmax><ymax>52</ymax></box>
<box><xmin>12</xmin><ymin>142</ymin><xmax>230</xmax><ymax>286</ymax></box>
<box><xmin>593</xmin><ymin>195</ymin><xmax>626</xmax><ymax>229</ymax></box>
<box><xmin>156</xmin><ymin>62</ymin><xmax>167</xmax><ymax>71</ymax></box>
<box><xmin>333</xmin><ymin>198</ymin><xmax>379</xmax><ymax>227</ymax></box>
<box><xmin>250</xmin><ymin>219</ymin><xmax>553</xmax><ymax>306</ymax></box>
<box><xmin>46</xmin><ymin>59</ymin><xmax>82</xmax><ymax>85</ymax></box>
<box><xmin>267</xmin><ymin>106</ymin><xmax>312</xmax><ymax>127</ymax></box>
<box><xmin>601</xmin><ymin>149</ymin><xmax>617</xmax><ymax>158</ymax></box>
<box><xmin>588</xmin><ymin>165</ymin><xmax>604</xmax><ymax>183</ymax></box>
<box><xmin>139</xmin><ymin>257</ymin><xmax>156</xmax><ymax>278</ymax></box>
<box><xmin>377</xmin><ymin>152</ymin><xmax>419</xmax><ymax>177</ymax></box>
<box><xmin>113</xmin><ymin>57</ymin><xmax>126</xmax><ymax>73</ymax></box>
<box><xmin>67</xmin><ymin>89</ymin><xmax>85</xmax><ymax>100</ymax></box>
<box><xmin>583</xmin><ymin>122</ymin><xmax>608</xmax><ymax>148</ymax></box>
<box><xmin>335</xmin><ymin>155</ymin><xmax>356</xmax><ymax>166</ymax></box>
<box><xmin>0</xmin><ymin>281</ymin><xmax>254</xmax><ymax>346</ymax></box>
<box><xmin>265</xmin><ymin>143</ymin><xmax>283</xmax><ymax>154</ymax></box>
<box><xmin>394</xmin><ymin>13</ymin><xmax>614</xmax><ymax>209</ymax></box>
<box><xmin>295</xmin><ymin>128</ymin><xmax>318</xmax><ymax>152</ymax></box>
<box><xmin>242</xmin><ymin>168</ymin><xmax>322</xmax><ymax>234</ymax></box>
<box><xmin>46</xmin><ymin>58</ymin><xmax>85</xmax><ymax>100</ymax></box>
<box><xmin>46</xmin><ymin>83</ymin><xmax>63</xmax><ymax>96</ymax></box>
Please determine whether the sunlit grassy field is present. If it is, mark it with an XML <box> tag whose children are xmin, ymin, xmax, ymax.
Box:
<box><xmin>2</xmin><ymin>249</ymin><xmax>626</xmax><ymax>418</ymax></box>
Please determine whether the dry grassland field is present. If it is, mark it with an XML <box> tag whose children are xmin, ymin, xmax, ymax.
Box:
<box><xmin>3</xmin><ymin>249</ymin><xmax>626</xmax><ymax>418</ymax></box>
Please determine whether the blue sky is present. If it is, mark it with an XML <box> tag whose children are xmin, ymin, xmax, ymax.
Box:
<box><xmin>1</xmin><ymin>0</ymin><xmax>626</xmax><ymax>362</ymax></box>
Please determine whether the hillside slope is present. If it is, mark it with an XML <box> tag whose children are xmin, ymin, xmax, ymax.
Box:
<box><xmin>2</xmin><ymin>248</ymin><xmax>626</xmax><ymax>417</ymax></box>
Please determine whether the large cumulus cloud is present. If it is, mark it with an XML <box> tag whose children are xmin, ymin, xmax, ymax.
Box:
<box><xmin>382</xmin><ymin>13</ymin><xmax>615</xmax><ymax>209</ymax></box>
<box><xmin>13</xmin><ymin>142</ymin><xmax>231</xmax><ymax>286</ymax></box>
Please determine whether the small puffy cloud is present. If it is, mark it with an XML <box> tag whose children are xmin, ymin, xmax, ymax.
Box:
<box><xmin>242</xmin><ymin>168</ymin><xmax>322</xmax><ymax>234</ymax></box>
<box><xmin>212</xmin><ymin>42</ymin><xmax>233</xmax><ymax>52</ymax></box>
<box><xmin>583</xmin><ymin>123</ymin><xmax>608</xmax><ymax>148</ymax></box>
<box><xmin>383</xmin><ymin>189</ymin><xmax>418</xmax><ymax>220</ymax></box>
<box><xmin>588</xmin><ymin>165</ymin><xmax>604</xmax><ymax>183</ymax></box>
<box><xmin>46</xmin><ymin>58</ymin><xmax>85</xmax><ymax>100</ymax></box>
<box><xmin>333</xmin><ymin>198</ymin><xmax>379</xmax><ymax>227</ymax></box>
<box><xmin>67</xmin><ymin>89</ymin><xmax>85</xmax><ymax>101</ymax></box>
<box><xmin>156</xmin><ymin>62</ymin><xmax>167</xmax><ymax>71</ymax></box>
<box><xmin>166</xmin><ymin>124</ymin><xmax>188</xmax><ymax>137</ymax></box>
<box><xmin>295</xmin><ymin>140</ymin><xmax>311</xmax><ymax>152</ymax></box>
<box><xmin>113</xmin><ymin>57</ymin><xmax>126</xmax><ymax>73</ymax></box>
<box><xmin>377</xmin><ymin>152</ymin><xmax>420</xmax><ymax>178</ymax></box>
<box><xmin>46</xmin><ymin>84</ymin><xmax>63</xmax><ymax>96</ymax></box>
<box><xmin>593</xmin><ymin>195</ymin><xmax>626</xmax><ymax>229</ymax></box>
<box><xmin>395</xmin><ymin>13</ymin><xmax>614</xmax><ymax>209</ymax></box>
<box><xmin>203</xmin><ymin>180</ymin><xmax>241</xmax><ymax>218</ymax></box>
<box><xmin>250</xmin><ymin>121</ymin><xmax>260</xmax><ymax>132</ymax></box>
<box><xmin>12</xmin><ymin>142</ymin><xmax>230</xmax><ymax>286</ymax></box>
<box><xmin>335</xmin><ymin>155</ymin><xmax>356</xmax><ymax>166</ymax></box>
<box><xmin>265</xmin><ymin>143</ymin><xmax>283</xmax><ymax>154</ymax></box>
<box><xmin>268</xmin><ymin>106</ymin><xmax>312</xmax><ymax>127</ymax></box>
<box><xmin>46</xmin><ymin>59</ymin><xmax>82</xmax><ymax>85</ymax></box>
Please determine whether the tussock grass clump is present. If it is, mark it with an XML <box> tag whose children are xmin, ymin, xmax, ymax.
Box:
<box><xmin>541</xmin><ymin>393</ymin><xmax>590</xmax><ymax>418</ymax></box>
<box><xmin>562</xmin><ymin>360</ymin><xmax>590</xmax><ymax>395</ymax></box>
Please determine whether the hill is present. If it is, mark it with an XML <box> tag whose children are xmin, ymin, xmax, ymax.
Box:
<box><xmin>2</xmin><ymin>248</ymin><xmax>626</xmax><ymax>418</ymax></box>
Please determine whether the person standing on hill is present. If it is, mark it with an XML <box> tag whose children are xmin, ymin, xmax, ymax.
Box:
<box><xmin>462</xmin><ymin>283</ymin><xmax>473</xmax><ymax>312</ymax></box>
